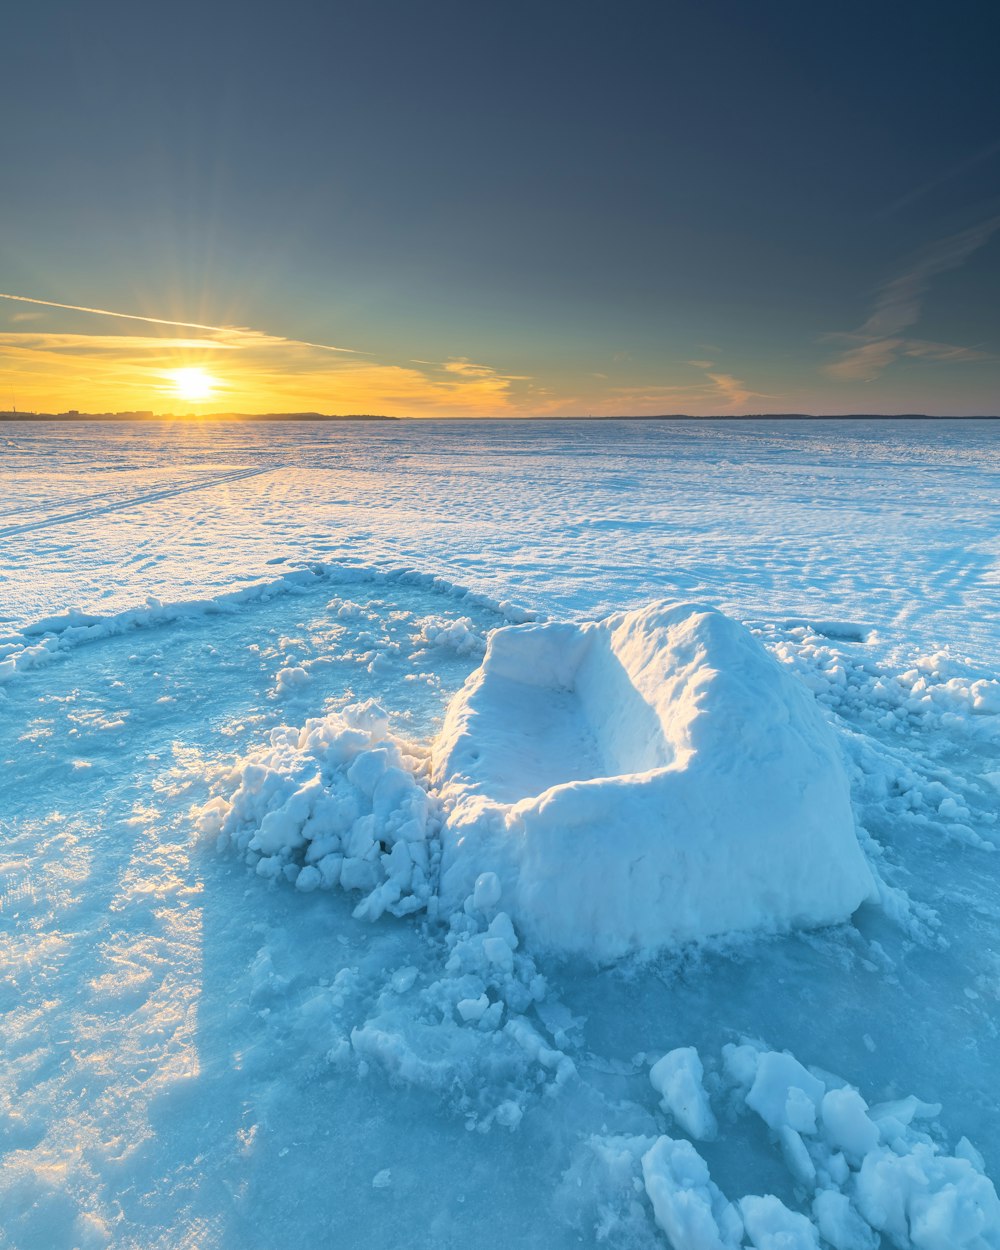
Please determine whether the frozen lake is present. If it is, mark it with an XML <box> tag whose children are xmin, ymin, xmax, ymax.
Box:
<box><xmin>2</xmin><ymin>418</ymin><xmax>998</xmax><ymax>659</ymax></box>
<box><xmin>1</xmin><ymin>418</ymin><xmax>998</xmax><ymax>1250</ymax></box>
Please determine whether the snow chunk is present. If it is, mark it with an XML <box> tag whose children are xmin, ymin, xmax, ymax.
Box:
<box><xmin>812</xmin><ymin>1190</ymin><xmax>879</xmax><ymax>1250</ymax></box>
<box><xmin>274</xmin><ymin>664</ymin><xmax>311</xmax><ymax>697</ymax></box>
<box><xmin>745</xmin><ymin>1050</ymin><xmax>825</xmax><ymax>1135</ymax></box>
<box><xmin>434</xmin><ymin>601</ymin><xmax>875</xmax><ymax>959</ymax></box>
<box><xmin>722</xmin><ymin>1041</ymin><xmax>761</xmax><ymax>1093</ymax></box>
<box><xmin>472</xmin><ymin>870</ymin><xmax>502</xmax><ymax>913</ymax></box>
<box><xmin>641</xmin><ymin>1136</ymin><xmax>743</xmax><ymax>1249</ymax></box>
<box><xmin>347</xmin><ymin>885</ymin><xmax>564</xmax><ymax>1130</ymax></box>
<box><xmin>854</xmin><ymin>1143</ymin><xmax>1000</xmax><ymax>1249</ymax></box>
<box><xmin>649</xmin><ymin>1047</ymin><xmax>718</xmax><ymax>1141</ymax></box>
<box><xmin>819</xmin><ymin>1087</ymin><xmax>880</xmax><ymax>1165</ymax></box>
<box><xmin>730</xmin><ymin>1042</ymin><xmax>1000</xmax><ymax>1250</ymax></box>
<box><xmin>740</xmin><ymin>1194</ymin><xmax>820</xmax><ymax>1249</ymax></box>
<box><xmin>390</xmin><ymin>966</ymin><xmax>418</xmax><ymax>993</ymax></box>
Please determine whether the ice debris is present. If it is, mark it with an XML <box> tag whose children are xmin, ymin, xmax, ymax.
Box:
<box><xmin>571</xmin><ymin>1038</ymin><xmax>1000</xmax><ymax>1249</ymax></box>
<box><xmin>654</xmin><ymin>1039</ymin><xmax>1000</xmax><ymax>1249</ymax></box>
<box><xmin>348</xmin><ymin>872</ymin><xmax>573</xmax><ymax>1130</ymax></box>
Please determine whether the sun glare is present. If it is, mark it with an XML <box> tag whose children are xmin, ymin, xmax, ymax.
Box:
<box><xmin>169</xmin><ymin>367</ymin><xmax>217</xmax><ymax>403</ymax></box>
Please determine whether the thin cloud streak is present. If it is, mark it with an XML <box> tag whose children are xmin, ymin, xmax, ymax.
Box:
<box><xmin>859</xmin><ymin>215</ymin><xmax>1000</xmax><ymax>340</ymax></box>
<box><xmin>825</xmin><ymin>336</ymin><xmax>992</xmax><ymax>382</ymax></box>
<box><xmin>441</xmin><ymin>357</ymin><xmax>531</xmax><ymax>382</ymax></box>
<box><xmin>0</xmin><ymin>291</ymin><xmax>363</xmax><ymax>355</ymax></box>
<box><xmin>0</xmin><ymin>332</ymin><xmax>246</xmax><ymax>353</ymax></box>
<box><xmin>609</xmin><ymin>364</ymin><xmax>774</xmax><ymax>413</ymax></box>
<box><xmin>825</xmin><ymin>215</ymin><xmax>1000</xmax><ymax>379</ymax></box>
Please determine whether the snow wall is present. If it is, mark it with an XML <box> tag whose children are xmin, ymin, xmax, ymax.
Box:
<box><xmin>433</xmin><ymin>601</ymin><xmax>876</xmax><ymax>960</ymax></box>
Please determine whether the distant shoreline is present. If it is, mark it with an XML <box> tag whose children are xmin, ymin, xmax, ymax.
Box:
<box><xmin>0</xmin><ymin>411</ymin><xmax>396</xmax><ymax>423</ymax></box>
<box><xmin>1</xmin><ymin>411</ymin><xmax>997</xmax><ymax>423</ymax></box>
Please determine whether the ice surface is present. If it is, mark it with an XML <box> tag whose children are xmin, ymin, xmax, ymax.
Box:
<box><xmin>1</xmin><ymin>419</ymin><xmax>998</xmax><ymax>1249</ymax></box>
<box><xmin>435</xmin><ymin>601</ymin><xmax>875</xmax><ymax>957</ymax></box>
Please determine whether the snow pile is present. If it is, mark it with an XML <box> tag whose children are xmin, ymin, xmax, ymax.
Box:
<box><xmin>273</xmin><ymin>663</ymin><xmax>313</xmax><ymax>696</ymax></box>
<box><xmin>197</xmin><ymin>700</ymin><xmax>439</xmax><ymax>920</ymax></box>
<box><xmin>434</xmin><ymin>601</ymin><xmax>875</xmax><ymax>959</ymax></box>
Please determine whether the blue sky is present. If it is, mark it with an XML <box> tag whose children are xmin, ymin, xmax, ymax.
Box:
<box><xmin>2</xmin><ymin>0</ymin><xmax>999</xmax><ymax>415</ymax></box>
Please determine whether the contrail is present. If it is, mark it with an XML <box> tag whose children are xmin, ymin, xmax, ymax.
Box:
<box><xmin>0</xmin><ymin>291</ymin><xmax>363</xmax><ymax>354</ymax></box>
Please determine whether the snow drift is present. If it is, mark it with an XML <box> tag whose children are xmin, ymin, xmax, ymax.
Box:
<box><xmin>434</xmin><ymin>601</ymin><xmax>876</xmax><ymax>959</ymax></box>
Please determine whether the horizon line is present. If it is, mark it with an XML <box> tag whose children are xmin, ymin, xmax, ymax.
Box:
<box><xmin>2</xmin><ymin>409</ymin><xmax>998</xmax><ymax>422</ymax></box>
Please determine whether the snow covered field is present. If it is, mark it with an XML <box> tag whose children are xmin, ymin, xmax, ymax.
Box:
<box><xmin>1</xmin><ymin>418</ymin><xmax>999</xmax><ymax>1249</ymax></box>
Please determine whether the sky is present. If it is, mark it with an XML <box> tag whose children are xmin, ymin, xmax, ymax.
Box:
<box><xmin>2</xmin><ymin>0</ymin><xmax>999</xmax><ymax>417</ymax></box>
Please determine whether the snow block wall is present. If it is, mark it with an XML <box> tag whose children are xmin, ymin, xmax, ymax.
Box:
<box><xmin>433</xmin><ymin>601</ymin><xmax>876</xmax><ymax>959</ymax></box>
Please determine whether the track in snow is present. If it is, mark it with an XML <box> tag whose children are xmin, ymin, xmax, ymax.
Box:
<box><xmin>0</xmin><ymin>465</ymin><xmax>279</xmax><ymax>538</ymax></box>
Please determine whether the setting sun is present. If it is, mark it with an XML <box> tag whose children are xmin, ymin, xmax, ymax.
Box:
<box><xmin>169</xmin><ymin>366</ymin><xmax>217</xmax><ymax>403</ymax></box>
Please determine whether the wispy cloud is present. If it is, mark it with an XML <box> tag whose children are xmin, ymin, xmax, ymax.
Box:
<box><xmin>705</xmin><ymin>372</ymin><xmax>758</xmax><ymax>409</ymax></box>
<box><xmin>0</xmin><ymin>291</ymin><xmax>363</xmax><ymax>354</ymax></box>
<box><xmin>826</xmin><ymin>336</ymin><xmax>991</xmax><ymax>382</ymax></box>
<box><xmin>824</xmin><ymin>338</ymin><xmax>901</xmax><ymax>381</ymax></box>
<box><xmin>441</xmin><ymin>357</ymin><xmax>530</xmax><ymax>382</ymax></box>
<box><xmin>860</xmin><ymin>216</ymin><xmax>1000</xmax><ymax>339</ymax></box>
<box><xmin>824</xmin><ymin>215</ymin><xmax>1000</xmax><ymax>380</ymax></box>
<box><xmin>688</xmin><ymin>359</ymin><xmax>774</xmax><ymax>411</ymax></box>
<box><xmin>10</xmin><ymin>310</ymin><xmax>44</xmax><ymax>323</ymax></box>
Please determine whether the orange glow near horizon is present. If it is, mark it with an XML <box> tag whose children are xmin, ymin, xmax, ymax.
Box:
<box><xmin>0</xmin><ymin>291</ymin><xmax>764</xmax><ymax>417</ymax></box>
<box><xmin>0</xmin><ymin>321</ymin><xmax>553</xmax><ymax>417</ymax></box>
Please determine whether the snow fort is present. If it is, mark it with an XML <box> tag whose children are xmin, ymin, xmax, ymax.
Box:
<box><xmin>433</xmin><ymin>601</ymin><xmax>875</xmax><ymax>960</ymax></box>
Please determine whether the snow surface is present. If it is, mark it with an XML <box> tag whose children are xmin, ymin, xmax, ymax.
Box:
<box><xmin>2</xmin><ymin>419</ymin><xmax>998</xmax><ymax>660</ymax></box>
<box><xmin>434</xmin><ymin>601</ymin><xmax>875</xmax><ymax>957</ymax></box>
<box><xmin>1</xmin><ymin>418</ymin><xmax>999</xmax><ymax>1249</ymax></box>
